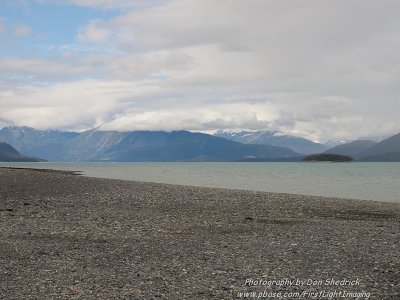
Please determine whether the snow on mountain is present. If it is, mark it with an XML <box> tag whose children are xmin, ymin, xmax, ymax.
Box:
<box><xmin>214</xmin><ymin>130</ymin><xmax>327</xmax><ymax>154</ymax></box>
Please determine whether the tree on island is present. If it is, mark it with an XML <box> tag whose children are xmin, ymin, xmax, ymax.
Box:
<box><xmin>302</xmin><ymin>153</ymin><xmax>353</xmax><ymax>162</ymax></box>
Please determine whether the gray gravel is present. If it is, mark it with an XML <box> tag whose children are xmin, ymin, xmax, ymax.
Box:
<box><xmin>0</xmin><ymin>167</ymin><xmax>399</xmax><ymax>299</ymax></box>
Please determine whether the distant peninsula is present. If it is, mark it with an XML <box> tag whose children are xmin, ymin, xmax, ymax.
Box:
<box><xmin>302</xmin><ymin>153</ymin><xmax>353</xmax><ymax>162</ymax></box>
<box><xmin>0</xmin><ymin>142</ymin><xmax>45</xmax><ymax>162</ymax></box>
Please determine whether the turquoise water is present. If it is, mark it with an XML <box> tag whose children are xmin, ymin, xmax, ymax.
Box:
<box><xmin>1</xmin><ymin>162</ymin><xmax>399</xmax><ymax>203</ymax></box>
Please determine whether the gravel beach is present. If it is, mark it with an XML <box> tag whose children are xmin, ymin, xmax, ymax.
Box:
<box><xmin>0</xmin><ymin>167</ymin><xmax>399</xmax><ymax>299</ymax></box>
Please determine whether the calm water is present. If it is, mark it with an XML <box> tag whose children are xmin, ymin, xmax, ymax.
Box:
<box><xmin>1</xmin><ymin>162</ymin><xmax>399</xmax><ymax>203</ymax></box>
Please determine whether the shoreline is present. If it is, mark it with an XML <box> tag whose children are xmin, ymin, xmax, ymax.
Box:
<box><xmin>1</xmin><ymin>165</ymin><xmax>398</xmax><ymax>205</ymax></box>
<box><xmin>0</xmin><ymin>166</ymin><xmax>83</xmax><ymax>176</ymax></box>
<box><xmin>1</xmin><ymin>168</ymin><xmax>399</xmax><ymax>299</ymax></box>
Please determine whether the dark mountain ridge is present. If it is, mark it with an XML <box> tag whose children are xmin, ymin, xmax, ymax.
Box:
<box><xmin>0</xmin><ymin>126</ymin><xmax>78</xmax><ymax>161</ymax></box>
<box><xmin>324</xmin><ymin>140</ymin><xmax>378</xmax><ymax>157</ymax></box>
<box><xmin>357</xmin><ymin>133</ymin><xmax>400</xmax><ymax>161</ymax></box>
<box><xmin>323</xmin><ymin>133</ymin><xmax>400</xmax><ymax>161</ymax></box>
<box><xmin>104</xmin><ymin>131</ymin><xmax>300</xmax><ymax>162</ymax></box>
<box><xmin>0</xmin><ymin>142</ymin><xmax>44</xmax><ymax>162</ymax></box>
<box><xmin>0</xmin><ymin>127</ymin><xmax>300</xmax><ymax>162</ymax></box>
<box><xmin>214</xmin><ymin>130</ymin><xmax>326</xmax><ymax>154</ymax></box>
<box><xmin>2</xmin><ymin>126</ymin><xmax>398</xmax><ymax>162</ymax></box>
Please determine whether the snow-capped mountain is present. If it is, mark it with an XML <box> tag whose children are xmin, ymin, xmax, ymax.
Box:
<box><xmin>0</xmin><ymin>127</ymin><xmax>300</xmax><ymax>162</ymax></box>
<box><xmin>214</xmin><ymin>130</ymin><xmax>327</xmax><ymax>154</ymax></box>
<box><xmin>322</xmin><ymin>140</ymin><xmax>352</xmax><ymax>149</ymax></box>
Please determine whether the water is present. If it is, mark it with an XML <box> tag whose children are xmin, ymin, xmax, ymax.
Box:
<box><xmin>1</xmin><ymin>162</ymin><xmax>399</xmax><ymax>203</ymax></box>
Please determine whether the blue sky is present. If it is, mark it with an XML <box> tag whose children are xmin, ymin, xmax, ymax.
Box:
<box><xmin>0</xmin><ymin>1</ymin><xmax>118</xmax><ymax>57</ymax></box>
<box><xmin>0</xmin><ymin>0</ymin><xmax>399</xmax><ymax>141</ymax></box>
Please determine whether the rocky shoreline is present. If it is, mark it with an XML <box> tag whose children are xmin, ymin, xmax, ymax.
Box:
<box><xmin>0</xmin><ymin>167</ymin><xmax>399</xmax><ymax>299</ymax></box>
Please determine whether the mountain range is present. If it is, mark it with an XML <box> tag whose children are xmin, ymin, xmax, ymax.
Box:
<box><xmin>214</xmin><ymin>130</ymin><xmax>327</xmax><ymax>154</ymax></box>
<box><xmin>324</xmin><ymin>140</ymin><xmax>378</xmax><ymax>157</ymax></box>
<box><xmin>1</xmin><ymin>126</ymin><xmax>399</xmax><ymax>162</ymax></box>
<box><xmin>215</xmin><ymin>130</ymin><xmax>400</xmax><ymax>161</ymax></box>
<box><xmin>356</xmin><ymin>133</ymin><xmax>400</xmax><ymax>161</ymax></box>
<box><xmin>0</xmin><ymin>127</ymin><xmax>300</xmax><ymax>162</ymax></box>
<box><xmin>323</xmin><ymin>134</ymin><xmax>400</xmax><ymax>161</ymax></box>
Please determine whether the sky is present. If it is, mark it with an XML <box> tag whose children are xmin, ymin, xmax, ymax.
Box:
<box><xmin>0</xmin><ymin>0</ymin><xmax>399</xmax><ymax>142</ymax></box>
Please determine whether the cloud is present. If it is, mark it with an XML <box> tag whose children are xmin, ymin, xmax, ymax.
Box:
<box><xmin>0</xmin><ymin>57</ymin><xmax>93</xmax><ymax>80</ymax></box>
<box><xmin>0</xmin><ymin>80</ymin><xmax>124</xmax><ymax>130</ymax></box>
<box><xmin>78</xmin><ymin>20</ymin><xmax>111</xmax><ymax>43</ymax></box>
<box><xmin>105</xmin><ymin>50</ymin><xmax>194</xmax><ymax>80</ymax></box>
<box><xmin>1</xmin><ymin>0</ymin><xmax>400</xmax><ymax>141</ymax></box>
<box><xmin>0</xmin><ymin>78</ymin><xmax>280</xmax><ymax>132</ymax></box>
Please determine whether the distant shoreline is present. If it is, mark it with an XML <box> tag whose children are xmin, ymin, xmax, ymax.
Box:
<box><xmin>1</xmin><ymin>168</ymin><xmax>399</xmax><ymax>298</ymax></box>
<box><xmin>0</xmin><ymin>166</ymin><xmax>82</xmax><ymax>175</ymax></box>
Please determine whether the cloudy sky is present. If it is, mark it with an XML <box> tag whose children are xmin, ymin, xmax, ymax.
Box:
<box><xmin>0</xmin><ymin>0</ymin><xmax>399</xmax><ymax>141</ymax></box>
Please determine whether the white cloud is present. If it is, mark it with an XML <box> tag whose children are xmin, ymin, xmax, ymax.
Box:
<box><xmin>78</xmin><ymin>20</ymin><xmax>111</xmax><ymax>43</ymax></box>
<box><xmin>0</xmin><ymin>80</ymin><xmax>125</xmax><ymax>130</ymax></box>
<box><xmin>2</xmin><ymin>0</ymin><xmax>400</xmax><ymax>141</ymax></box>
<box><xmin>0</xmin><ymin>79</ymin><xmax>279</xmax><ymax>132</ymax></box>
<box><xmin>105</xmin><ymin>50</ymin><xmax>194</xmax><ymax>80</ymax></box>
<box><xmin>0</xmin><ymin>57</ymin><xmax>93</xmax><ymax>78</ymax></box>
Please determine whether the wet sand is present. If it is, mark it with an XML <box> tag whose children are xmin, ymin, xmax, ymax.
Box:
<box><xmin>0</xmin><ymin>167</ymin><xmax>399</xmax><ymax>299</ymax></box>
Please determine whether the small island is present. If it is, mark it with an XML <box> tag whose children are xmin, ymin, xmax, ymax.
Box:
<box><xmin>302</xmin><ymin>153</ymin><xmax>353</xmax><ymax>162</ymax></box>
